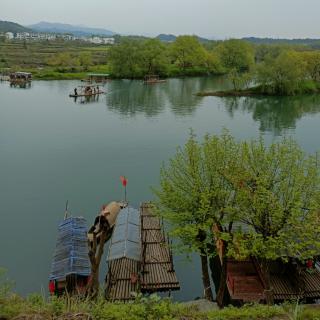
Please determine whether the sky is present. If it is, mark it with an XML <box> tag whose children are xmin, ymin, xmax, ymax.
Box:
<box><xmin>1</xmin><ymin>0</ymin><xmax>320</xmax><ymax>39</ymax></box>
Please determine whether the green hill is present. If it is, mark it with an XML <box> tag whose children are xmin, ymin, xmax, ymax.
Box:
<box><xmin>0</xmin><ymin>20</ymin><xmax>30</xmax><ymax>33</ymax></box>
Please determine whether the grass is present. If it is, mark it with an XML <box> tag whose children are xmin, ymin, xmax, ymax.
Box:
<box><xmin>0</xmin><ymin>40</ymin><xmax>110</xmax><ymax>80</ymax></box>
<box><xmin>3</xmin><ymin>269</ymin><xmax>320</xmax><ymax>320</ymax></box>
<box><xmin>2</xmin><ymin>289</ymin><xmax>320</xmax><ymax>319</ymax></box>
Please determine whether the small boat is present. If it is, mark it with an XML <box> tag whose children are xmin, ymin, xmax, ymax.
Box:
<box><xmin>69</xmin><ymin>91</ymin><xmax>104</xmax><ymax>97</ymax></box>
<box><xmin>144</xmin><ymin>74</ymin><xmax>166</xmax><ymax>84</ymax></box>
<box><xmin>49</xmin><ymin>215</ymin><xmax>91</xmax><ymax>296</ymax></box>
<box><xmin>69</xmin><ymin>85</ymin><xmax>105</xmax><ymax>97</ymax></box>
<box><xmin>10</xmin><ymin>72</ymin><xmax>32</xmax><ymax>83</ymax></box>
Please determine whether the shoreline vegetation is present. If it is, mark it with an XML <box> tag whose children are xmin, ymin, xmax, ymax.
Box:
<box><xmin>2</xmin><ymin>290</ymin><xmax>320</xmax><ymax>320</ymax></box>
<box><xmin>0</xmin><ymin>36</ymin><xmax>320</xmax><ymax>96</ymax></box>
<box><xmin>197</xmin><ymin>81</ymin><xmax>320</xmax><ymax>97</ymax></box>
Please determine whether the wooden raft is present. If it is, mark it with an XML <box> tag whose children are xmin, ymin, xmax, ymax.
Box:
<box><xmin>105</xmin><ymin>203</ymin><xmax>180</xmax><ymax>301</ymax></box>
<box><xmin>140</xmin><ymin>203</ymin><xmax>180</xmax><ymax>292</ymax></box>
<box><xmin>105</xmin><ymin>258</ymin><xmax>140</xmax><ymax>301</ymax></box>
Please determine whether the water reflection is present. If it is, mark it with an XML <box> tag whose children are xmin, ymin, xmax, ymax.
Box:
<box><xmin>106</xmin><ymin>77</ymin><xmax>228</xmax><ymax>117</ymax></box>
<box><xmin>72</xmin><ymin>94</ymin><xmax>102</xmax><ymax>104</ymax></box>
<box><xmin>9</xmin><ymin>81</ymin><xmax>32</xmax><ymax>89</ymax></box>
<box><xmin>223</xmin><ymin>95</ymin><xmax>320</xmax><ymax>135</ymax></box>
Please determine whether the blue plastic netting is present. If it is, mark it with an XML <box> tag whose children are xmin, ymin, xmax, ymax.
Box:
<box><xmin>49</xmin><ymin>217</ymin><xmax>91</xmax><ymax>280</ymax></box>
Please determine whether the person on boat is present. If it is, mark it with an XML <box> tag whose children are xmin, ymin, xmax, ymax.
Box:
<box><xmin>96</xmin><ymin>85</ymin><xmax>99</xmax><ymax>93</ymax></box>
<box><xmin>74</xmin><ymin>88</ymin><xmax>78</xmax><ymax>96</ymax></box>
<box><xmin>93</xmin><ymin>87</ymin><xmax>96</xmax><ymax>94</ymax></box>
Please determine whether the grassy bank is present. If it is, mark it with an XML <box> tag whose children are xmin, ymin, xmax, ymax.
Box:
<box><xmin>3</xmin><ymin>292</ymin><xmax>320</xmax><ymax>319</ymax></box>
<box><xmin>0</xmin><ymin>40</ymin><xmax>110</xmax><ymax>80</ymax></box>
<box><xmin>1</xmin><ymin>270</ymin><xmax>320</xmax><ymax>319</ymax></box>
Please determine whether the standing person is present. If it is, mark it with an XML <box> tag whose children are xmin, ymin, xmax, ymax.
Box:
<box><xmin>74</xmin><ymin>88</ymin><xmax>78</xmax><ymax>96</ymax></box>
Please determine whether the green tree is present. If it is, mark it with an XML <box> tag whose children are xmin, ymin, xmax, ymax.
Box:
<box><xmin>154</xmin><ymin>131</ymin><xmax>240</xmax><ymax>301</ymax></box>
<box><xmin>303</xmin><ymin>51</ymin><xmax>320</xmax><ymax>81</ymax></box>
<box><xmin>155</xmin><ymin>132</ymin><xmax>320</xmax><ymax>306</ymax></box>
<box><xmin>215</xmin><ymin>39</ymin><xmax>254</xmax><ymax>72</ymax></box>
<box><xmin>140</xmin><ymin>39</ymin><xmax>169</xmax><ymax>75</ymax></box>
<box><xmin>170</xmin><ymin>36</ymin><xmax>207</xmax><ymax>74</ymax></box>
<box><xmin>79</xmin><ymin>52</ymin><xmax>93</xmax><ymax>71</ymax></box>
<box><xmin>256</xmin><ymin>50</ymin><xmax>307</xmax><ymax>95</ymax></box>
<box><xmin>224</xmin><ymin>138</ymin><xmax>320</xmax><ymax>304</ymax></box>
<box><xmin>229</xmin><ymin>68</ymin><xmax>253</xmax><ymax>91</ymax></box>
<box><xmin>108</xmin><ymin>39</ymin><xmax>145</xmax><ymax>78</ymax></box>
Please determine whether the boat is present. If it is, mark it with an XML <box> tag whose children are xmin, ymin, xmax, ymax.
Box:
<box><xmin>69</xmin><ymin>85</ymin><xmax>105</xmax><ymax>97</ymax></box>
<box><xmin>9</xmin><ymin>72</ymin><xmax>32</xmax><ymax>83</ymax></box>
<box><xmin>143</xmin><ymin>74</ymin><xmax>166</xmax><ymax>84</ymax></box>
<box><xmin>49</xmin><ymin>215</ymin><xmax>91</xmax><ymax>296</ymax></box>
<box><xmin>85</xmin><ymin>73</ymin><xmax>110</xmax><ymax>83</ymax></box>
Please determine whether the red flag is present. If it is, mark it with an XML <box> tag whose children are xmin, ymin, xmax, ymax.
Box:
<box><xmin>120</xmin><ymin>176</ymin><xmax>127</xmax><ymax>187</ymax></box>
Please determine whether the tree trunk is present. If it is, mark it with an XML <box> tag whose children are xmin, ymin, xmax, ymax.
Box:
<box><xmin>216</xmin><ymin>255</ymin><xmax>227</xmax><ymax>307</ymax></box>
<box><xmin>200</xmin><ymin>253</ymin><xmax>214</xmax><ymax>301</ymax></box>
<box><xmin>86</xmin><ymin>220</ymin><xmax>110</xmax><ymax>299</ymax></box>
<box><xmin>260</xmin><ymin>259</ymin><xmax>274</xmax><ymax>305</ymax></box>
<box><xmin>214</xmin><ymin>239</ymin><xmax>228</xmax><ymax>308</ymax></box>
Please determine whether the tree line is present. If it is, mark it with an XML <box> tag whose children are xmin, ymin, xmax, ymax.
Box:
<box><xmin>154</xmin><ymin>131</ymin><xmax>320</xmax><ymax>305</ymax></box>
<box><xmin>107</xmin><ymin>36</ymin><xmax>320</xmax><ymax>95</ymax></box>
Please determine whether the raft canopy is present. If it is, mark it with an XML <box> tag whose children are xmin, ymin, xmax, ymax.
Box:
<box><xmin>107</xmin><ymin>206</ymin><xmax>141</xmax><ymax>262</ymax></box>
<box><xmin>49</xmin><ymin>217</ymin><xmax>91</xmax><ymax>281</ymax></box>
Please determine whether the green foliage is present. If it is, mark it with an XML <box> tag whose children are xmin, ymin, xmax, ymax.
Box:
<box><xmin>140</xmin><ymin>39</ymin><xmax>170</xmax><ymax>75</ymax></box>
<box><xmin>47</xmin><ymin>52</ymin><xmax>80</xmax><ymax>72</ymax></box>
<box><xmin>79</xmin><ymin>52</ymin><xmax>93</xmax><ymax>71</ymax></box>
<box><xmin>215</xmin><ymin>39</ymin><xmax>254</xmax><ymax>72</ymax></box>
<box><xmin>207</xmin><ymin>304</ymin><xmax>285</xmax><ymax>319</ymax></box>
<box><xmin>226</xmin><ymin>137</ymin><xmax>320</xmax><ymax>262</ymax></box>
<box><xmin>155</xmin><ymin>131</ymin><xmax>320</xmax><ymax>296</ymax></box>
<box><xmin>256</xmin><ymin>50</ymin><xmax>307</xmax><ymax>95</ymax></box>
<box><xmin>108</xmin><ymin>39</ymin><xmax>145</xmax><ymax>78</ymax></box>
<box><xmin>228</xmin><ymin>69</ymin><xmax>253</xmax><ymax>90</ymax></box>
<box><xmin>170</xmin><ymin>35</ymin><xmax>209</xmax><ymax>74</ymax></box>
<box><xmin>303</xmin><ymin>51</ymin><xmax>320</xmax><ymax>81</ymax></box>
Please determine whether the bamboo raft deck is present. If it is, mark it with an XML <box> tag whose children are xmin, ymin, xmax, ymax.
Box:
<box><xmin>140</xmin><ymin>203</ymin><xmax>180</xmax><ymax>292</ymax></box>
<box><xmin>105</xmin><ymin>203</ymin><xmax>179</xmax><ymax>301</ymax></box>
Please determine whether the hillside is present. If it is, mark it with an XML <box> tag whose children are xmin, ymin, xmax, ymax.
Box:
<box><xmin>243</xmin><ymin>36</ymin><xmax>320</xmax><ymax>48</ymax></box>
<box><xmin>156</xmin><ymin>33</ymin><xmax>211</xmax><ymax>43</ymax></box>
<box><xmin>0</xmin><ymin>20</ymin><xmax>30</xmax><ymax>33</ymax></box>
<box><xmin>29</xmin><ymin>21</ymin><xmax>115</xmax><ymax>36</ymax></box>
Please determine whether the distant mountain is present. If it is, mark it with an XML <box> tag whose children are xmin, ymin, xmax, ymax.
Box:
<box><xmin>243</xmin><ymin>37</ymin><xmax>320</xmax><ymax>47</ymax></box>
<box><xmin>156</xmin><ymin>34</ymin><xmax>177</xmax><ymax>42</ymax></box>
<box><xmin>28</xmin><ymin>21</ymin><xmax>115</xmax><ymax>36</ymax></box>
<box><xmin>156</xmin><ymin>33</ymin><xmax>211</xmax><ymax>43</ymax></box>
<box><xmin>0</xmin><ymin>20</ymin><xmax>30</xmax><ymax>33</ymax></box>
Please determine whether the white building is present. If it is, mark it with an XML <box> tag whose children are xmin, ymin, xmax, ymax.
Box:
<box><xmin>15</xmin><ymin>32</ymin><xmax>30</xmax><ymax>40</ymax></box>
<box><xmin>5</xmin><ymin>32</ymin><xmax>14</xmax><ymax>40</ymax></box>
<box><xmin>102</xmin><ymin>37</ymin><xmax>115</xmax><ymax>45</ymax></box>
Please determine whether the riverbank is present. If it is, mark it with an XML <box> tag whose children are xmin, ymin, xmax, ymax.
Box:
<box><xmin>197</xmin><ymin>81</ymin><xmax>320</xmax><ymax>97</ymax></box>
<box><xmin>2</xmin><ymin>292</ymin><xmax>320</xmax><ymax>320</ymax></box>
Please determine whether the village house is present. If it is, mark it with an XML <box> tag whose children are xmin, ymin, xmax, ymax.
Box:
<box><xmin>4</xmin><ymin>31</ymin><xmax>114</xmax><ymax>44</ymax></box>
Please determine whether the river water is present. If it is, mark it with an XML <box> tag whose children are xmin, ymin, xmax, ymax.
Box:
<box><xmin>1</xmin><ymin>77</ymin><xmax>320</xmax><ymax>300</ymax></box>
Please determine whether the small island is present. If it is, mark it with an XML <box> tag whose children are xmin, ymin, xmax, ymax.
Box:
<box><xmin>197</xmin><ymin>82</ymin><xmax>320</xmax><ymax>97</ymax></box>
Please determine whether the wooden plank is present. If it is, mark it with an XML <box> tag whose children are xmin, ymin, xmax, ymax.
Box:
<box><xmin>140</xmin><ymin>203</ymin><xmax>180</xmax><ymax>292</ymax></box>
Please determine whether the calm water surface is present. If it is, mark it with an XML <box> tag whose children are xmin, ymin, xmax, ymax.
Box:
<box><xmin>1</xmin><ymin>77</ymin><xmax>320</xmax><ymax>300</ymax></box>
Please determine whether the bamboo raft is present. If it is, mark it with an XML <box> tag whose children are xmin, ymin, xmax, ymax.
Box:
<box><xmin>69</xmin><ymin>90</ymin><xmax>104</xmax><ymax>98</ymax></box>
<box><xmin>140</xmin><ymin>203</ymin><xmax>179</xmax><ymax>292</ymax></box>
<box><xmin>105</xmin><ymin>203</ymin><xmax>179</xmax><ymax>301</ymax></box>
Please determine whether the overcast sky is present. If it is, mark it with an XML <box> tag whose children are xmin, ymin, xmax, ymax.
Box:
<box><xmin>1</xmin><ymin>0</ymin><xmax>320</xmax><ymax>38</ymax></box>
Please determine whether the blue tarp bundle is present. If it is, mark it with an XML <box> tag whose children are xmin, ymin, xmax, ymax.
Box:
<box><xmin>49</xmin><ymin>217</ymin><xmax>91</xmax><ymax>281</ymax></box>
